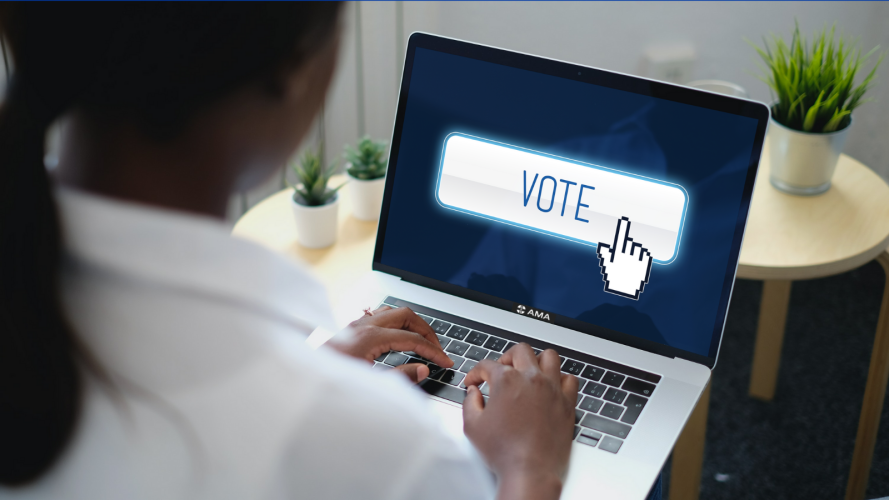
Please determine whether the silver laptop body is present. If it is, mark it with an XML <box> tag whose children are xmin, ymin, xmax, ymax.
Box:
<box><xmin>340</xmin><ymin>33</ymin><xmax>770</xmax><ymax>499</ymax></box>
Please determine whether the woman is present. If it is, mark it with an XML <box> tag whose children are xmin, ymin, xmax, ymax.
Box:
<box><xmin>0</xmin><ymin>4</ymin><xmax>578</xmax><ymax>499</ymax></box>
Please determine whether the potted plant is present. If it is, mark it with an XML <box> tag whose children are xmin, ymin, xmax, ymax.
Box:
<box><xmin>289</xmin><ymin>147</ymin><xmax>343</xmax><ymax>248</ymax></box>
<box><xmin>344</xmin><ymin>136</ymin><xmax>388</xmax><ymax>220</ymax></box>
<box><xmin>751</xmin><ymin>23</ymin><xmax>883</xmax><ymax>195</ymax></box>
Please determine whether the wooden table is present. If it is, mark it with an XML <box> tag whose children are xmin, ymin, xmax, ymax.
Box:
<box><xmin>669</xmin><ymin>145</ymin><xmax>889</xmax><ymax>500</ymax></box>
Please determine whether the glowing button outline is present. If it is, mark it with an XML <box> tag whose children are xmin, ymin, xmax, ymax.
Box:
<box><xmin>434</xmin><ymin>132</ymin><xmax>689</xmax><ymax>265</ymax></box>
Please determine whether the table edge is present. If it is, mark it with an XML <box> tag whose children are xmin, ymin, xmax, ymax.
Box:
<box><xmin>737</xmin><ymin>234</ymin><xmax>889</xmax><ymax>281</ymax></box>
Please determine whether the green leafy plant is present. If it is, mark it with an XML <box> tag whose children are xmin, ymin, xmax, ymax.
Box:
<box><xmin>289</xmin><ymin>147</ymin><xmax>342</xmax><ymax>207</ymax></box>
<box><xmin>750</xmin><ymin>22</ymin><xmax>883</xmax><ymax>133</ymax></box>
<box><xmin>345</xmin><ymin>136</ymin><xmax>388</xmax><ymax>180</ymax></box>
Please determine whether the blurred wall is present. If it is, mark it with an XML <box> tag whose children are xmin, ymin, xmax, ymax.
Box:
<box><xmin>2</xmin><ymin>3</ymin><xmax>884</xmax><ymax>220</ymax></box>
<box><xmin>244</xmin><ymin>1</ymin><xmax>887</xmax><ymax>222</ymax></box>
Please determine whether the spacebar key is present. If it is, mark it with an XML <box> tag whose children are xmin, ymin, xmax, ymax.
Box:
<box><xmin>421</xmin><ymin>380</ymin><xmax>467</xmax><ymax>404</ymax></box>
<box><xmin>580</xmin><ymin>413</ymin><xmax>632</xmax><ymax>439</ymax></box>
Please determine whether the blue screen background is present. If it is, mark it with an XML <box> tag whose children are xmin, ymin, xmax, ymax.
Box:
<box><xmin>381</xmin><ymin>48</ymin><xmax>759</xmax><ymax>357</ymax></box>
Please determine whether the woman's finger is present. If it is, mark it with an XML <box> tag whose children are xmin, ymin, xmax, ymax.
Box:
<box><xmin>369</xmin><ymin>307</ymin><xmax>441</xmax><ymax>349</ymax></box>
<box><xmin>462</xmin><ymin>385</ymin><xmax>485</xmax><ymax>427</ymax></box>
<box><xmin>560</xmin><ymin>372</ymin><xmax>580</xmax><ymax>401</ymax></box>
<box><xmin>498</xmin><ymin>343</ymin><xmax>538</xmax><ymax>372</ymax></box>
<box><xmin>393</xmin><ymin>363</ymin><xmax>429</xmax><ymax>384</ymax></box>
<box><xmin>367</xmin><ymin>328</ymin><xmax>453</xmax><ymax>368</ymax></box>
<box><xmin>463</xmin><ymin>359</ymin><xmax>508</xmax><ymax>388</ymax></box>
<box><xmin>537</xmin><ymin>349</ymin><xmax>562</xmax><ymax>380</ymax></box>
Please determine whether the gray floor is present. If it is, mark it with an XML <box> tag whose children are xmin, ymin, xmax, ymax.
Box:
<box><xmin>660</xmin><ymin>260</ymin><xmax>889</xmax><ymax>499</ymax></box>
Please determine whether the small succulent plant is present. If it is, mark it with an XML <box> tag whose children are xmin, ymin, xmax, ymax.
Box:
<box><xmin>289</xmin><ymin>147</ymin><xmax>342</xmax><ymax>207</ymax></box>
<box><xmin>750</xmin><ymin>22</ymin><xmax>883</xmax><ymax>133</ymax></box>
<box><xmin>344</xmin><ymin>136</ymin><xmax>388</xmax><ymax>180</ymax></box>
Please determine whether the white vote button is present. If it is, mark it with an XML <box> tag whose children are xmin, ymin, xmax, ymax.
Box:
<box><xmin>436</xmin><ymin>133</ymin><xmax>688</xmax><ymax>264</ymax></box>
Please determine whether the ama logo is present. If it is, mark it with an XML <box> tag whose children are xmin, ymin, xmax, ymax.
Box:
<box><xmin>514</xmin><ymin>303</ymin><xmax>553</xmax><ymax>323</ymax></box>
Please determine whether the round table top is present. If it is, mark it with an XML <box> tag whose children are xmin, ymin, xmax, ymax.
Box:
<box><xmin>231</xmin><ymin>176</ymin><xmax>379</xmax><ymax>308</ymax></box>
<box><xmin>737</xmin><ymin>142</ymin><xmax>889</xmax><ymax>280</ymax></box>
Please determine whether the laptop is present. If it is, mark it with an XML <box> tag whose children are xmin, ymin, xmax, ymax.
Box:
<box><xmin>348</xmin><ymin>32</ymin><xmax>769</xmax><ymax>499</ymax></box>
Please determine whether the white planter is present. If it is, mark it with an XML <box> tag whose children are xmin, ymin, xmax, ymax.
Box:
<box><xmin>290</xmin><ymin>192</ymin><xmax>339</xmax><ymax>248</ymax></box>
<box><xmin>768</xmin><ymin>113</ymin><xmax>852</xmax><ymax>196</ymax></box>
<box><xmin>347</xmin><ymin>172</ymin><xmax>386</xmax><ymax>221</ymax></box>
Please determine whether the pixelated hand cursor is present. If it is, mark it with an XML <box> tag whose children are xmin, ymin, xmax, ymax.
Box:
<box><xmin>596</xmin><ymin>217</ymin><xmax>653</xmax><ymax>300</ymax></box>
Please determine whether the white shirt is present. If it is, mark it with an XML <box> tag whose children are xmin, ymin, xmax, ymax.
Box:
<box><xmin>3</xmin><ymin>188</ymin><xmax>494</xmax><ymax>500</ymax></box>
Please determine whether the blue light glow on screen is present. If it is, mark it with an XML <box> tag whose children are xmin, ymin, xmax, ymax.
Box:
<box><xmin>380</xmin><ymin>47</ymin><xmax>759</xmax><ymax>357</ymax></box>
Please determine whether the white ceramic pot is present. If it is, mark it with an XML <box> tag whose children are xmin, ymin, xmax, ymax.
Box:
<box><xmin>290</xmin><ymin>192</ymin><xmax>339</xmax><ymax>248</ymax></box>
<box><xmin>347</xmin><ymin>172</ymin><xmax>386</xmax><ymax>221</ymax></box>
<box><xmin>768</xmin><ymin>113</ymin><xmax>852</xmax><ymax>196</ymax></box>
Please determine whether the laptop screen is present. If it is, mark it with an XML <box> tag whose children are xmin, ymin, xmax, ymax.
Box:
<box><xmin>374</xmin><ymin>34</ymin><xmax>768</xmax><ymax>367</ymax></box>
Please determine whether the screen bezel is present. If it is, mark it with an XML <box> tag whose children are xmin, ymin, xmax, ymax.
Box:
<box><xmin>372</xmin><ymin>32</ymin><xmax>770</xmax><ymax>369</ymax></box>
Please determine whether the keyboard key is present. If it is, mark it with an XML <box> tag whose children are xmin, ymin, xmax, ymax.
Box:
<box><xmin>581</xmin><ymin>365</ymin><xmax>605</xmax><ymax>382</ymax></box>
<box><xmin>439</xmin><ymin>369</ymin><xmax>465</xmax><ymax>386</ymax></box>
<box><xmin>577</xmin><ymin>433</ymin><xmax>601</xmax><ymax>448</ymax></box>
<box><xmin>420</xmin><ymin>380</ymin><xmax>466</xmax><ymax>404</ymax></box>
<box><xmin>582</xmin><ymin>382</ymin><xmax>607</xmax><ymax>398</ymax></box>
<box><xmin>579</xmin><ymin>396</ymin><xmax>603</xmax><ymax>413</ymax></box>
<box><xmin>602</xmin><ymin>371</ymin><xmax>626</xmax><ymax>387</ymax></box>
<box><xmin>575</xmin><ymin>409</ymin><xmax>584</xmax><ymax>424</ymax></box>
<box><xmin>382</xmin><ymin>303</ymin><xmax>397</xmax><ymax>308</ymax></box>
<box><xmin>479</xmin><ymin>382</ymin><xmax>490</xmax><ymax>396</ymax></box>
<box><xmin>598</xmin><ymin>436</ymin><xmax>623</xmax><ymax>454</ymax></box>
<box><xmin>621</xmin><ymin>394</ymin><xmax>648</xmax><ymax>425</ymax></box>
<box><xmin>532</xmin><ymin>348</ymin><xmax>542</xmax><ymax>355</ymax></box>
<box><xmin>446</xmin><ymin>354</ymin><xmax>466</xmax><ymax>370</ymax></box>
<box><xmin>580</xmin><ymin>414</ymin><xmax>631</xmax><ymax>438</ymax></box>
<box><xmin>431</xmin><ymin>320</ymin><xmax>453</xmax><ymax>335</ymax></box>
<box><xmin>600</xmin><ymin>403</ymin><xmax>624</xmax><ymax>420</ymax></box>
<box><xmin>417</xmin><ymin>314</ymin><xmax>434</xmax><ymax>325</ymax></box>
<box><xmin>465</xmin><ymin>346</ymin><xmax>489</xmax><ymax>361</ymax></box>
<box><xmin>383</xmin><ymin>352</ymin><xmax>409</xmax><ymax>366</ymax></box>
<box><xmin>574</xmin><ymin>426</ymin><xmax>582</xmax><ymax>439</ymax></box>
<box><xmin>427</xmin><ymin>364</ymin><xmax>448</xmax><ymax>380</ymax></box>
<box><xmin>429</xmin><ymin>319</ymin><xmax>451</xmax><ymax>335</ymax></box>
<box><xmin>622</xmin><ymin>377</ymin><xmax>656</xmax><ymax>397</ymax></box>
<box><xmin>483</xmin><ymin>337</ymin><xmax>508</xmax><ymax>352</ymax></box>
<box><xmin>604</xmin><ymin>388</ymin><xmax>628</xmax><ymax>405</ymax></box>
<box><xmin>580</xmin><ymin>429</ymin><xmax>603</xmax><ymax>441</ymax></box>
<box><xmin>459</xmin><ymin>359</ymin><xmax>478</xmax><ymax>373</ymax></box>
<box><xmin>486</xmin><ymin>351</ymin><xmax>502</xmax><ymax>362</ymax></box>
<box><xmin>465</xmin><ymin>331</ymin><xmax>489</xmax><ymax>346</ymax></box>
<box><xmin>561</xmin><ymin>359</ymin><xmax>584</xmax><ymax>376</ymax></box>
<box><xmin>375</xmin><ymin>352</ymin><xmax>390</xmax><ymax>362</ymax></box>
<box><xmin>504</xmin><ymin>341</ymin><xmax>517</xmax><ymax>352</ymax></box>
<box><xmin>447</xmin><ymin>325</ymin><xmax>470</xmax><ymax>340</ymax></box>
<box><xmin>436</xmin><ymin>334</ymin><xmax>451</xmax><ymax>349</ymax></box>
<box><xmin>373</xmin><ymin>363</ymin><xmax>392</xmax><ymax>371</ymax></box>
<box><xmin>576</xmin><ymin>393</ymin><xmax>583</xmax><ymax>406</ymax></box>
<box><xmin>445</xmin><ymin>341</ymin><xmax>470</xmax><ymax>356</ymax></box>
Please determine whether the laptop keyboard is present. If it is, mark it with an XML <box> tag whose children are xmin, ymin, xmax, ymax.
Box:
<box><xmin>372</xmin><ymin>298</ymin><xmax>661</xmax><ymax>455</ymax></box>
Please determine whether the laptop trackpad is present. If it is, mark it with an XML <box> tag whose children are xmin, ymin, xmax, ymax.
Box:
<box><xmin>428</xmin><ymin>398</ymin><xmax>474</xmax><ymax>451</ymax></box>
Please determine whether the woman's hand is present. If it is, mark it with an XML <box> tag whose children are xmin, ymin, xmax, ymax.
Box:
<box><xmin>462</xmin><ymin>344</ymin><xmax>578</xmax><ymax>500</ymax></box>
<box><xmin>328</xmin><ymin>306</ymin><xmax>453</xmax><ymax>383</ymax></box>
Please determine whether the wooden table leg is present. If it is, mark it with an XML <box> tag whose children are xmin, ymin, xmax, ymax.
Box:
<box><xmin>749</xmin><ymin>280</ymin><xmax>793</xmax><ymax>401</ymax></box>
<box><xmin>669</xmin><ymin>382</ymin><xmax>711</xmax><ymax>500</ymax></box>
<box><xmin>845</xmin><ymin>252</ymin><xmax>889</xmax><ymax>500</ymax></box>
